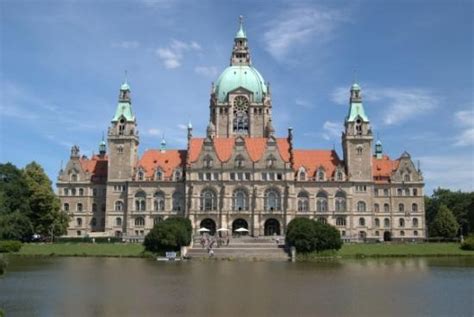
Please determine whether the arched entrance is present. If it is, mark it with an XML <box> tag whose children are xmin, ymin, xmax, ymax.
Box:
<box><xmin>264</xmin><ymin>218</ymin><xmax>280</xmax><ymax>236</ymax></box>
<box><xmin>383</xmin><ymin>231</ymin><xmax>392</xmax><ymax>242</ymax></box>
<box><xmin>200</xmin><ymin>218</ymin><xmax>216</xmax><ymax>235</ymax></box>
<box><xmin>232</xmin><ymin>218</ymin><xmax>249</xmax><ymax>233</ymax></box>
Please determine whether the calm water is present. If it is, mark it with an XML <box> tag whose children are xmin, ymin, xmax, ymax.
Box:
<box><xmin>0</xmin><ymin>256</ymin><xmax>473</xmax><ymax>317</ymax></box>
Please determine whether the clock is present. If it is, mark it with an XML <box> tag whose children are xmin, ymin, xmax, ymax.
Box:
<box><xmin>234</xmin><ymin>96</ymin><xmax>249</xmax><ymax>112</ymax></box>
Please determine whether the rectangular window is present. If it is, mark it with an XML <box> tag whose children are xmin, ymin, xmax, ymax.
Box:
<box><xmin>269</xmin><ymin>173</ymin><xmax>275</xmax><ymax>181</ymax></box>
<box><xmin>230</xmin><ymin>173</ymin><xmax>235</xmax><ymax>180</ymax></box>
<box><xmin>374</xmin><ymin>189</ymin><xmax>379</xmax><ymax>196</ymax></box>
<box><xmin>384</xmin><ymin>189</ymin><xmax>389</xmax><ymax>196</ymax></box>
<box><xmin>262</xmin><ymin>173</ymin><xmax>267</xmax><ymax>181</ymax></box>
<box><xmin>277</xmin><ymin>173</ymin><xmax>282</xmax><ymax>180</ymax></box>
<box><xmin>206</xmin><ymin>173</ymin><xmax>211</xmax><ymax>180</ymax></box>
<box><xmin>237</xmin><ymin>173</ymin><xmax>243</xmax><ymax>181</ymax></box>
<box><xmin>214</xmin><ymin>173</ymin><xmax>219</xmax><ymax>180</ymax></box>
<box><xmin>199</xmin><ymin>173</ymin><xmax>204</xmax><ymax>181</ymax></box>
<box><xmin>245</xmin><ymin>173</ymin><xmax>251</xmax><ymax>180</ymax></box>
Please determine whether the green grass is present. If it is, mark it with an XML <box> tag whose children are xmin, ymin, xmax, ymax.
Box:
<box><xmin>298</xmin><ymin>243</ymin><xmax>474</xmax><ymax>261</ymax></box>
<box><xmin>16</xmin><ymin>243</ymin><xmax>146</xmax><ymax>257</ymax></box>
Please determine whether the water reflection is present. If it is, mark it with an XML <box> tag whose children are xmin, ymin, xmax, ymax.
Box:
<box><xmin>1</xmin><ymin>257</ymin><xmax>473</xmax><ymax>317</ymax></box>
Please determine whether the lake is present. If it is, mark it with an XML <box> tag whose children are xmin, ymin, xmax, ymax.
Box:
<box><xmin>1</xmin><ymin>256</ymin><xmax>473</xmax><ymax>317</ymax></box>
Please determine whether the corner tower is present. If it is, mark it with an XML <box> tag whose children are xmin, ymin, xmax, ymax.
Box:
<box><xmin>342</xmin><ymin>83</ymin><xmax>373</xmax><ymax>181</ymax></box>
<box><xmin>210</xmin><ymin>16</ymin><xmax>272</xmax><ymax>138</ymax></box>
<box><xmin>107</xmin><ymin>80</ymin><xmax>139</xmax><ymax>180</ymax></box>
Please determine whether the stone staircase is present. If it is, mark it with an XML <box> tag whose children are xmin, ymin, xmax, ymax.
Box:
<box><xmin>186</xmin><ymin>236</ymin><xmax>290</xmax><ymax>260</ymax></box>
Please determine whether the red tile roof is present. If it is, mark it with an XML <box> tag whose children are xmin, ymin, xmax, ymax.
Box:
<box><xmin>79</xmin><ymin>155</ymin><xmax>108</xmax><ymax>182</ymax></box>
<box><xmin>372</xmin><ymin>155</ymin><xmax>399</xmax><ymax>182</ymax></box>
<box><xmin>189</xmin><ymin>138</ymin><xmax>204</xmax><ymax>163</ymax></box>
<box><xmin>293</xmin><ymin>150</ymin><xmax>341</xmax><ymax>178</ymax></box>
<box><xmin>138</xmin><ymin>150</ymin><xmax>186</xmax><ymax>179</ymax></box>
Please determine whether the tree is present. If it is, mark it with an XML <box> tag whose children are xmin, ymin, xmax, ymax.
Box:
<box><xmin>286</xmin><ymin>218</ymin><xmax>343</xmax><ymax>253</ymax></box>
<box><xmin>0</xmin><ymin>212</ymin><xmax>33</xmax><ymax>241</ymax></box>
<box><xmin>143</xmin><ymin>217</ymin><xmax>192</xmax><ymax>253</ymax></box>
<box><xmin>0</xmin><ymin>163</ymin><xmax>31</xmax><ymax>215</ymax></box>
<box><xmin>430</xmin><ymin>204</ymin><xmax>459</xmax><ymax>238</ymax></box>
<box><xmin>23</xmin><ymin>162</ymin><xmax>68</xmax><ymax>237</ymax></box>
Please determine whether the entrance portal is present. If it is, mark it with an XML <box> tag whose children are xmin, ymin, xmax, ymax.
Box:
<box><xmin>383</xmin><ymin>231</ymin><xmax>392</xmax><ymax>242</ymax></box>
<box><xmin>264</xmin><ymin>218</ymin><xmax>281</xmax><ymax>236</ymax></box>
<box><xmin>232</xmin><ymin>218</ymin><xmax>249</xmax><ymax>234</ymax></box>
<box><xmin>200</xmin><ymin>218</ymin><xmax>216</xmax><ymax>235</ymax></box>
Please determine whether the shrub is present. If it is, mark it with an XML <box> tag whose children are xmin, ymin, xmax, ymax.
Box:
<box><xmin>144</xmin><ymin>217</ymin><xmax>192</xmax><ymax>253</ymax></box>
<box><xmin>0</xmin><ymin>256</ymin><xmax>7</xmax><ymax>275</ymax></box>
<box><xmin>55</xmin><ymin>237</ymin><xmax>122</xmax><ymax>243</ymax></box>
<box><xmin>286</xmin><ymin>218</ymin><xmax>342</xmax><ymax>253</ymax></box>
<box><xmin>0</xmin><ymin>240</ymin><xmax>22</xmax><ymax>253</ymax></box>
<box><xmin>460</xmin><ymin>236</ymin><xmax>474</xmax><ymax>251</ymax></box>
<box><xmin>430</xmin><ymin>204</ymin><xmax>459</xmax><ymax>238</ymax></box>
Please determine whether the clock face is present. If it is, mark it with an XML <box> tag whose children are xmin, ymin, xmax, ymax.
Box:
<box><xmin>234</xmin><ymin>96</ymin><xmax>249</xmax><ymax>112</ymax></box>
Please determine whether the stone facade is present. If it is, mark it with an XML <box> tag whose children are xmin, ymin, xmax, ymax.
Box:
<box><xmin>57</xmin><ymin>19</ymin><xmax>426</xmax><ymax>241</ymax></box>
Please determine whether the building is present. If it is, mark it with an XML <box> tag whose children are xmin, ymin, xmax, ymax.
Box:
<box><xmin>57</xmin><ymin>18</ymin><xmax>425</xmax><ymax>242</ymax></box>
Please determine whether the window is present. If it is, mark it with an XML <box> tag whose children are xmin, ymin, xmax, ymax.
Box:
<box><xmin>375</xmin><ymin>218</ymin><xmax>380</xmax><ymax>227</ymax></box>
<box><xmin>412</xmin><ymin>218</ymin><xmax>419</xmax><ymax>228</ymax></box>
<box><xmin>235</xmin><ymin>155</ymin><xmax>245</xmax><ymax>168</ymax></box>
<box><xmin>399</xmin><ymin>218</ymin><xmax>405</xmax><ymax>227</ymax></box>
<box><xmin>174</xmin><ymin>170</ymin><xmax>182</xmax><ymax>181</ymax></box>
<box><xmin>201</xmin><ymin>189</ymin><xmax>217</xmax><ymax>211</ymax></box>
<box><xmin>64</xmin><ymin>188</ymin><xmax>69</xmax><ymax>196</ymax></box>
<box><xmin>79</xmin><ymin>188</ymin><xmax>84</xmax><ymax>196</ymax></box>
<box><xmin>375</xmin><ymin>231</ymin><xmax>380</xmax><ymax>236</ymax></box>
<box><xmin>400</xmin><ymin>230</ymin><xmax>405</xmax><ymax>237</ymax></box>
<box><xmin>115</xmin><ymin>201</ymin><xmax>124</xmax><ymax>211</ymax></box>
<box><xmin>92</xmin><ymin>203</ymin><xmax>97</xmax><ymax>212</ymax></box>
<box><xmin>298</xmin><ymin>170</ymin><xmax>306</xmax><ymax>181</ymax></box>
<box><xmin>384</xmin><ymin>189</ymin><xmax>389</xmax><ymax>196</ymax></box>
<box><xmin>101</xmin><ymin>204</ymin><xmax>105</xmax><ymax>212</ymax></box>
<box><xmin>71</xmin><ymin>188</ymin><xmax>76</xmax><ymax>196</ymax></box>
<box><xmin>154</xmin><ymin>192</ymin><xmax>165</xmax><ymax>211</ymax></box>
<box><xmin>335</xmin><ymin>191</ymin><xmax>346</xmax><ymax>212</ymax></box>
<box><xmin>404</xmin><ymin>174</ymin><xmax>411</xmax><ymax>182</ymax></box>
<box><xmin>77</xmin><ymin>203</ymin><xmax>83</xmax><ymax>212</ymax></box>
<box><xmin>297</xmin><ymin>191</ymin><xmax>309</xmax><ymax>212</ymax></box>
<box><xmin>374</xmin><ymin>203</ymin><xmax>380</xmax><ymax>212</ymax></box>
<box><xmin>266</xmin><ymin>156</ymin><xmax>276</xmax><ymax>168</ymax></box>
<box><xmin>233</xmin><ymin>189</ymin><xmax>248</xmax><ymax>211</ymax></box>
<box><xmin>413</xmin><ymin>188</ymin><xmax>418</xmax><ymax>196</ymax></box>
<box><xmin>374</xmin><ymin>189</ymin><xmax>379</xmax><ymax>196</ymax></box>
<box><xmin>414</xmin><ymin>230</ymin><xmax>418</xmax><ymax>236</ymax></box>
<box><xmin>155</xmin><ymin>170</ymin><xmax>163</xmax><ymax>181</ymax></box>
<box><xmin>204</xmin><ymin>156</ymin><xmax>213</xmax><ymax>168</ymax></box>
<box><xmin>384</xmin><ymin>203</ymin><xmax>390</xmax><ymax>212</ymax></box>
<box><xmin>77</xmin><ymin>230</ymin><xmax>81</xmax><ymax>236</ymax></box>
<box><xmin>336</xmin><ymin>171</ymin><xmax>343</xmax><ymax>181</ymax></box>
<box><xmin>93</xmin><ymin>188</ymin><xmax>97</xmax><ymax>196</ymax></box>
<box><xmin>316</xmin><ymin>191</ymin><xmax>328</xmax><ymax>212</ymax></box>
<box><xmin>71</xmin><ymin>174</ymin><xmax>78</xmax><ymax>182</ymax></box>
<box><xmin>63</xmin><ymin>203</ymin><xmax>69</xmax><ymax>211</ymax></box>
<box><xmin>91</xmin><ymin>218</ymin><xmax>97</xmax><ymax>226</ymax></box>
<box><xmin>135</xmin><ymin>191</ymin><xmax>147</xmax><ymax>211</ymax></box>
<box><xmin>137</xmin><ymin>171</ymin><xmax>144</xmax><ymax>181</ymax></box>
<box><xmin>398</xmin><ymin>203</ymin><xmax>405</xmax><ymax>212</ymax></box>
<box><xmin>384</xmin><ymin>218</ymin><xmax>390</xmax><ymax>228</ymax></box>
<box><xmin>172</xmin><ymin>192</ymin><xmax>183</xmax><ymax>211</ymax></box>
<box><xmin>405</xmin><ymin>188</ymin><xmax>410</xmax><ymax>196</ymax></box>
<box><xmin>356</xmin><ymin>146</ymin><xmax>363</xmax><ymax>155</ymax></box>
<box><xmin>397</xmin><ymin>188</ymin><xmax>403</xmax><ymax>196</ymax></box>
<box><xmin>317</xmin><ymin>169</ymin><xmax>325</xmax><ymax>181</ymax></box>
<box><xmin>154</xmin><ymin>217</ymin><xmax>163</xmax><ymax>225</ymax></box>
<box><xmin>359</xmin><ymin>217</ymin><xmax>366</xmax><ymax>226</ymax></box>
<box><xmin>76</xmin><ymin>218</ymin><xmax>82</xmax><ymax>227</ymax></box>
<box><xmin>135</xmin><ymin>217</ymin><xmax>145</xmax><ymax>227</ymax></box>
<box><xmin>412</xmin><ymin>203</ymin><xmax>418</xmax><ymax>212</ymax></box>
<box><xmin>116</xmin><ymin>217</ymin><xmax>122</xmax><ymax>226</ymax></box>
<box><xmin>264</xmin><ymin>188</ymin><xmax>280</xmax><ymax>211</ymax></box>
<box><xmin>336</xmin><ymin>217</ymin><xmax>346</xmax><ymax>226</ymax></box>
<box><xmin>318</xmin><ymin>217</ymin><xmax>327</xmax><ymax>224</ymax></box>
<box><xmin>356</xmin><ymin>185</ymin><xmax>367</xmax><ymax>192</ymax></box>
<box><xmin>357</xmin><ymin>201</ymin><xmax>366</xmax><ymax>212</ymax></box>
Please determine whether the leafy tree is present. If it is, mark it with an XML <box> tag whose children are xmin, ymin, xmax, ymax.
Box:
<box><xmin>286</xmin><ymin>218</ymin><xmax>342</xmax><ymax>253</ymax></box>
<box><xmin>0</xmin><ymin>212</ymin><xmax>33</xmax><ymax>241</ymax></box>
<box><xmin>0</xmin><ymin>163</ymin><xmax>31</xmax><ymax>215</ymax></box>
<box><xmin>430</xmin><ymin>204</ymin><xmax>459</xmax><ymax>238</ymax></box>
<box><xmin>143</xmin><ymin>217</ymin><xmax>192</xmax><ymax>253</ymax></box>
<box><xmin>23</xmin><ymin>162</ymin><xmax>68</xmax><ymax>237</ymax></box>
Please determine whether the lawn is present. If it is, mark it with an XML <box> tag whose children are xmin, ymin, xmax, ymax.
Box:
<box><xmin>17</xmin><ymin>243</ymin><xmax>146</xmax><ymax>257</ymax></box>
<box><xmin>338</xmin><ymin>243</ymin><xmax>473</xmax><ymax>258</ymax></box>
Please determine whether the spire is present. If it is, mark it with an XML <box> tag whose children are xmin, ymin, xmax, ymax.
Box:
<box><xmin>230</xmin><ymin>15</ymin><xmax>251</xmax><ymax>66</ymax></box>
<box><xmin>112</xmin><ymin>78</ymin><xmax>135</xmax><ymax>122</ymax></box>
<box><xmin>187</xmin><ymin>121</ymin><xmax>193</xmax><ymax>140</ymax></box>
<box><xmin>99</xmin><ymin>133</ymin><xmax>107</xmax><ymax>157</ymax></box>
<box><xmin>160</xmin><ymin>135</ymin><xmax>167</xmax><ymax>153</ymax></box>
<box><xmin>375</xmin><ymin>139</ymin><xmax>383</xmax><ymax>159</ymax></box>
<box><xmin>346</xmin><ymin>82</ymin><xmax>369</xmax><ymax>122</ymax></box>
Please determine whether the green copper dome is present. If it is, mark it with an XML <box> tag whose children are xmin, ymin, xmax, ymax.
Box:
<box><xmin>351</xmin><ymin>83</ymin><xmax>361</xmax><ymax>91</ymax></box>
<box><xmin>214</xmin><ymin>65</ymin><xmax>267</xmax><ymax>102</ymax></box>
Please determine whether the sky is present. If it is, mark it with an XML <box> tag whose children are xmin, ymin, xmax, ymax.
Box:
<box><xmin>1</xmin><ymin>0</ymin><xmax>473</xmax><ymax>194</ymax></box>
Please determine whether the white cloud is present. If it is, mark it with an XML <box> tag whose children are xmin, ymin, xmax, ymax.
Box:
<box><xmin>294</xmin><ymin>99</ymin><xmax>314</xmax><ymax>109</ymax></box>
<box><xmin>322</xmin><ymin>121</ymin><xmax>341</xmax><ymax>140</ymax></box>
<box><xmin>454</xmin><ymin>109</ymin><xmax>474</xmax><ymax>146</ymax></box>
<box><xmin>263</xmin><ymin>6</ymin><xmax>347</xmax><ymax>60</ymax></box>
<box><xmin>112</xmin><ymin>41</ymin><xmax>140</xmax><ymax>49</ymax></box>
<box><xmin>177</xmin><ymin>124</ymin><xmax>188</xmax><ymax>130</ymax></box>
<box><xmin>145</xmin><ymin>128</ymin><xmax>162</xmax><ymax>136</ymax></box>
<box><xmin>331</xmin><ymin>85</ymin><xmax>438</xmax><ymax>125</ymax></box>
<box><xmin>156</xmin><ymin>39</ymin><xmax>201</xmax><ymax>69</ymax></box>
<box><xmin>194</xmin><ymin>66</ymin><xmax>218</xmax><ymax>78</ymax></box>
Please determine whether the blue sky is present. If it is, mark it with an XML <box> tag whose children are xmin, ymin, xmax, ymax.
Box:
<box><xmin>1</xmin><ymin>0</ymin><xmax>473</xmax><ymax>194</ymax></box>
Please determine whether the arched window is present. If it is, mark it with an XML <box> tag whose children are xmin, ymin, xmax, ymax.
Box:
<box><xmin>92</xmin><ymin>203</ymin><xmax>97</xmax><ymax>212</ymax></box>
<box><xmin>71</xmin><ymin>174</ymin><xmax>78</xmax><ymax>181</ymax></box>
<box><xmin>297</xmin><ymin>191</ymin><xmax>309</xmax><ymax>212</ymax></box>
<box><xmin>317</xmin><ymin>217</ymin><xmax>327</xmax><ymax>224</ymax></box>
<box><xmin>115</xmin><ymin>201</ymin><xmax>124</xmax><ymax>211</ymax></box>
<box><xmin>71</xmin><ymin>188</ymin><xmax>76</xmax><ymax>196</ymax></box>
<box><xmin>76</xmin><ymin>218</ymin><xmax>82</xmax><ymax>226</ymax></box>
<box><xmin>154</xmin><ymin>192</ymin><xmax>165</xmax><ymax>211</ymax></box>
<box><xmin>357</xmin><ymin>201</ymin><xmax>366</xmax><ymax>212</ymax></box>
<box><xmin>414</xmin><ymin>230</ymin><xmax>418</xmax><ymax>236</ymax></box>
<box><xmin>135</xmin><ymin>191</ymin><xmax>146</xmax><ymax>211</ymax></box>
<box><xmin>172</xmin><ymin>192</ymin><xmax>183</xmax><ymax>211</ymax></box>
<box><xmin>266</xmin><ymin>156</ymin><xmax>276</xmax><ymax>168</ymax></box>
<box><xmin>384</xmin><ymin>218</ymin><xmax>390</xmax><ymax>228</ymax></box>
<box><xmin>64</xmin><ymin>188</ymin><xmax>69</xmax><ymax>196</ymax></box>
<box><xmin>233</xmin><ymin>189</ymin><xmax>248</xmax><ymax>211</ymax></box>
<box><xmin>155</xmin><ymin>169</ymin><xmax>163</xmax><ymax>181</ymax></box>
<box><xmin>375</xmin><ymin>218</ymin><xmax>380</xmax><ymax>227</ymax></box>
<box><xmin>404</xmin><ymin>174</ymin><xmax>411</xmax><ymax>182</ymax></box>
<box><xmin>336</xmin><ymin>171</ymin><xmax>343</xmax><ymax>181</ymax></box>
<box><xmin>316</xmin><ymin>191</ymin><xmax>328</xmax><ymax>212</ymax></box>
<box><xmin>399</xmin><ymin>218</ymin><xmax>405</xmax><ymax>227</ymax></box>
<box><xmin>204</xmin><ymin>156</ymin><xmax>213</xmax><ymax>168</ymax></box>
<box><xmin>135</xmin><ymin>217</ymin><xmax>145</xmax><ymax>227</ymax></box>
<box><xmin>174</xmin><ymin>170</ymin><xmax>182</xmax><ymax>181</ymax></box>
<box><xmin>412</xmin><ymin>203</ymin><xmax>418</xmax><ymax>212</ymax></box>
<box><xmin>336</xmin><ymin>217</ymin><xmax>346</xmax><ymax>226</ymax></box>
<box><xmin>374</xmin><ymin>203</ymin><xmax>380</xmax><ymax>212</ymax></box>
<box><xmin>235</xmin><ymin>155</ymin><xmax>245</xmax><ymax>168</ymax></box>
<box><xmin>405</xmin><ymin>188</ymin><xmax>410</xmax><ymax>196</ymax></box>
<box><xmin>335</xmin><ymin>191</ymin><xmax>346</xmax><ymax>212</ymax></box>
<box><xmin>400</xmin><ymin>230</ymin><xmax>405</xmax><ymax>237</ymax></box>
<box><xmin>116</xmin><ymin>217</ymin><xmax>122</xmax><ymax>226</ymax></box>
<box><xmin>356</xmin><ymin>146</ymin><xmax>363</xmax><ymax>155</ymax></box>
<box><xmin>384</xmin><ymin>203</ymin><xmax>390</xmax><ymax>212</ymax></box>
<box><xmin>264</xmin><ymin>188</ymin><xmax>281</xmax><ymax>211</ymax></box>
<box><xmin>298</xmin><ymin>169</ymin><xmax>306</xmax><ymax>181</ymax></box>
<box><xmin>137</xmin><ymin>170</ymin><xmax>144</xmax><ymax>181</ymax></box>
<box><xmin>398</xmin><ymin>203</ymin><xmax>405</xmax><ymax>212</ymax></box>
<box><xmin>317</xmin><ymin>169</ymin><xmax>325</xmax><ymax>181</ymax></box>
<box><xmin>413</xmin><ymin>218</ymin><xmax>419</xmax><ymax>227</ymax></box>
<box><xmin>77</xmin><ymin>203</ymin><xmax>83</xmax><ymax>212</ymax></box>
<box><xmin>359</xmin><ymin>217</ymin><xmax>365</xmax><ymax>226</ymax></box>
<box><xmin>91</xmin><ymin>218</ymin><xmax>97</xmax><ymax>226</ymax></box>
<box><xmin>397</xmin><ymin>188</ymin><xmax>403</xmax><ymax>196</ymax></box>
<box><xmin>413</xmin><ymin>188</ymin><xmax>418</xmax><ymax>196</ymax></box>
<box><xmin>63</xmin><ymin>203</ymin><xmax>69</xmax><ymax>211</ymax></box>
<box><xmin>201</xmin><ymin>189</ymin><xmax>217</xmax><ymax>211</ymax></box>
<box><xmin>79</xmin><ymin>188</ymin><xmax>84</xmax><ymax>196</ymax></box>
